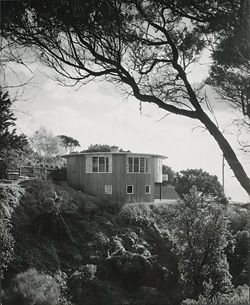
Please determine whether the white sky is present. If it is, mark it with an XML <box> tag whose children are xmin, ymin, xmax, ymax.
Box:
<box><xmin>5</xmin><ymin>53</ymin><xmax>250</xmax><ymax>203</ymax></box>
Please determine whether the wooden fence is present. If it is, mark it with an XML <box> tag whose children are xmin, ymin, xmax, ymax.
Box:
<box><xmin>6</xmin><ymin>166</ymin><xmax>66</xmax><ymax>181</ymax></box>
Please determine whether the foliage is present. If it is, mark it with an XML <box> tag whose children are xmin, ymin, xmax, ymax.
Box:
<box><xmin>0</xmin><ymin>89</ymin><xmax>27</xmax><ymax>150</ymax></box>
<box><xmin>162</xmin><ymin>165</ymin><xmax>175</xmax><ymax>184</ymax></box>
<box><xmin>205</xmin><ymin>0</ymin><xmax>249</xmax><ymax>119</ymax></box>
<box><xmin>174</xmin><ymin>168</ymin><xmax>227</xmax><ymax>204</ymax></box>
<box><xmin>182</xmin><ymin>284</ymin><xmax>249</xmax><ymax>305</ymax></box>
<box><xmin>225</xmin><ymin>205</ymin><xmax>249</xmax><ymax>287</ymax></box>
<box><xmin>3</xmin><ymin>268</ymin><xmax>61</xmax><ymax>305</ymax></box>
<box><xmin>0</xmin><ymin>183</ymin><xmax>24</xmax><ymax>278</ymax></box>
<box><xmin>74</xmin><ymin>279</ymin><xmax>128</xmax><ymax>305</ymax></box>
<box><xmin>2</xmin><ymin>179</ymin><xmax>247</xmax><ymax>305</ymax></box>
<box><xmin>30</xmin><ymin>127</ymin><xmax>64</xmax><ymax>165</ymax></box>
<box><xmin>84</xmin><ymin>144</ymin><xmax>113</xmax><ymax>152</ymax></box>
<box><xmin>174</xmin><ymin>188</ymin><xmax>232</xmax><ymax>298</ymax></box>
<box><xmin>227</xmin><ymin>230</ymin><xmax>249</xmax><ymax>287</ymax></box>
<box><xmin>1</xmin><ymin>0</ymin><xmax>250</xmax><ymax>194</ymax></box>
<box><xmin>83</xmin><ymin>144</ymin><xmax>129</xmax><ymax>153</ymax></box>
<box><xmin>0</xmin><ymin>89</ymin><xmax>28</xmax><ymax>177</ymax></box>
<box><xmin>57</xmin><ymin>135</ymin><xmax>80</xmax><ymax>153</ymax></box>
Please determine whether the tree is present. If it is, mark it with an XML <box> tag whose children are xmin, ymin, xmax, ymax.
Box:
<box><xmin>162</xmin><ymin>165</ymin><xmax>175</xmax><ymax>184</ymax></box>
<box><xmin>83</xmin><ymin>144</ymin><xmax>129</xmax><ymax>153</ymax></box>
<box><xmin>205</xmin><ymin>0</ymin><xmax>250</xmax><ymax>119</ymax></box>
<box><xmin>30</xmin><ymin>127</ymin><xmax>63</xmax><ymax>165</ymax></box>
<box><xmin>174</xmin><ymin>188</ymin><xmax>232</xmax><ymax>299</ymax></box>
<box><xmin>0</xmin><ymin>88</ymin><xmax>28</xmax><ymax>177</ymax></box>
<box><xmin>1</xmin><ymin>0</ymin><xmax>250</xmax><ymax>195</ymax></box>
<box><xmin>175</xmin><ymin>168</ymin><xmax>227</xmax><ymax>204</ymax></box>
<box><xmin>57</xmin><ymin>135</ymin><xmax>80</xmax><ymax>153</ymax></box>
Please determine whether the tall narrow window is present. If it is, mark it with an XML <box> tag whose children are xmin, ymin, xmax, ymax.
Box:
<box><xmin>145</xmin><ymin>158</ymin><xmax>149</xmax><ymax>173</ymax></box>
<box><xmin>140</xmin><ymin>157</ymin><xmax>145</xmax><ymax>173</ymax></box>
<box><xmin>105</xmin><ymin>157</ymin><xmax>110</xmax><ymax>172</ymax></box>
<box><xmin>145</xmin><ymin>185</ymin><xmax>151</xmax><ymax>194</ymax></box>
<box><xmin>128</xmin><ymin>157</ymin><xmax>133</xmax><ymax>173</ymax></box>
<box><xmin>126</xmin><ymin>185</ymin><xmax>134</xmax><ymax>194</ymax></box>
<box><xmin>134</xmin><ymin>158</ymin><xmax>139</xmax><ymax>172</ymax></box>
<box><xmin>92</xmin><ymin>157</ymin><xmax>98</xmax><ymax>172</ymax></box>
<box><xmin>99</xmin><ymin>157</ymin><xmax>105</xmax><ymax>172</ymax></box>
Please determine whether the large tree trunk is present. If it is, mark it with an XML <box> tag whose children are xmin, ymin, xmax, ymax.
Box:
<box><xmin>198</xmin><ymin>111</ymin><xmax>250</xmax><ymax>196</ymax></box>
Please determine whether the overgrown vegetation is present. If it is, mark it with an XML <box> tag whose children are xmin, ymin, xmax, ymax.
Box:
<box><xmin>0</xmin><ymin>179</ymin><xmax>248</xmax><ymax>305</ymax></box>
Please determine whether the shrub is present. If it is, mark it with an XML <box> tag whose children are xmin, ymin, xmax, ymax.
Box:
<box><xmin>3</xmin><ymin>268</ymin><xmax>60</xmax><ymax>305</ymax></box>
<box><xmin>174</xmin><ymin>188</ymin><xmax>232</xmax><ymax>298</ymax></box>
<box><xmin>119</xmin><ymin>203</ymin><xmax>155</xmax><ymax>226</ymax></box>
<box><xmin>181</xmin><ymin>285</ymin><xmax>249</xmax><ymax>305</ymax></box>
<box><xmin>0</xmin><ymin>183</ymin><xmax>24</xmax><ymax>277</ymax></box>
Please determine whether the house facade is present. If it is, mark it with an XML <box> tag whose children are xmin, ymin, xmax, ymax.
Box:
<box><xmin>64</xmin><ymin>147</ymin><xmax>167</xmax><ymax>203</ymax></box>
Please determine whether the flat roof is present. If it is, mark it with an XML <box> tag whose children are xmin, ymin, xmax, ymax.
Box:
<box><xmin>63</xmin><ymin>152</ymin><xmax>167</xmax><ymax>159</ymax></box>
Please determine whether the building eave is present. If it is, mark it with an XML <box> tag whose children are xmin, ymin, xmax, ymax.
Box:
<box><xmin>62</xmin><ymin>152</ymin><xmax>167</xmax><ymax>159</ymax></box>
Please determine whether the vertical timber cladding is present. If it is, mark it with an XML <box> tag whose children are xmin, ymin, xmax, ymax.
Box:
<box><xmin>122</xmin><ymin>154</ymin><xmax>154</xmax><ymax>203</ymax></box>
<box><xmin>65</xmin><ymin>152</ymin><xmax>166</xmax><ymax>203</ymax></box>
<box><xmin>83</xmin><ymin>154</ymin><xmax>112</xmax><ymax>196</ymax></box>
<box><xmin>67</xmin><ymin>155</ymin><xmax>78</xmax><ymax>188</ymax></box>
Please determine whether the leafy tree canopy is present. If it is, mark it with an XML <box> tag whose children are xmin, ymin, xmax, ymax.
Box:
<box><xmin>0</xmin><ymin>88</ymin><xmax>28</xmax><ymax>177</ymax></box>
<box><xmin>162</xmin><ymin>165</ymin><xmax>175</xmax><ymax>184</ymax></box>
<box><xmin>83</xmin><ymin>144</ymin><xmax>129</xmax><ymax>153</ymax></box>
<box><xmin>0</xmin><ymin>89</ymin><xmax>28</xmax><ymax>152</ymax></box>
<box><xmin>1</xmin><ymin>0</ymin><xmax>250</xmax><ymax>195</ymax></box>
<box><xmin>206</xmin><ymin>0</ymin><xmax>250</xmax><ymax>119</ymax></box>
<box><xmin>57</xmin><ymin>135</ymin><xmax>80</xmax><ymax>153</ymax></box>
<box><xmin>174</xmin><ymin>168</ymin><xmax>227</xmax><ymax>204</ymax></box>
<box><xmin>174</xmin><ymin>188</ymin><xmax>231</xmax><ymax>298</ymax></box>
<box><xmin>30</xmin><ymin>127</ymin><xmax>63</xmax><ymax>162</ymax></box>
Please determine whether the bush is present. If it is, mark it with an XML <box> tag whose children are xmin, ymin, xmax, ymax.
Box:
<box><xmin>119</xmin><ymin>203</ymin><xmax>155</xmax><ymax>226</ymax></box>
<box><xmin>181</xmin><ymin>285</ymin><xmax>249</xmax><ymax>305</ymax></box>
<box><xmin>174</xmin><ymin>188</ymin><xmax>232</xmax><ymax>298</ymax></box>
<box><xmin>3</xmin><ymin>269</ymin><xmax>61</xmax><ymax>305</ymax></box>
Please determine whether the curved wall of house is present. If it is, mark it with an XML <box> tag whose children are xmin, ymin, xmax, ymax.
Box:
<box><xmin>66</xmin><ymin>153</ymin><xmax>164</xmax><ymax>203</ymax></box>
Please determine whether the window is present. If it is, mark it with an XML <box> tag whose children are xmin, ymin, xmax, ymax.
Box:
<box><xmin>86</xmin><ymin>156</ymin><xmax>112</xmax><ymax>173</ymax></box>
<box><xmin>127</xmin><ymin>157</ymin><xmax>150</xmax><ymax>173</ymax></box>
<box><xmin>145</xmin><ymin>185</ymin><xmax>151</xmax><ymax>194</ymax></box>
<box><xmin>126</xmin><ymin>185</ymin><xmax>134</xmax><ymax>194</ymax></box>
<box><xmin>105</xmin><ymin>185</ymin><xmax>112</xmax><ymax>194</ymax></box>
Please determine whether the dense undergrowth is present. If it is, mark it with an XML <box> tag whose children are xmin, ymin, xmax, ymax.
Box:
<box><xmin>0</xmin><ymin>180</ymin><xmax>249</xmax><ymax>305</ymax></box>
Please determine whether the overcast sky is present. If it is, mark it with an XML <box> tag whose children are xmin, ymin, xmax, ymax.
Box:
<box><xmin>5</xmin><ymin>53</ymin><xmax>250</xmax><ymax>203</ymax></box>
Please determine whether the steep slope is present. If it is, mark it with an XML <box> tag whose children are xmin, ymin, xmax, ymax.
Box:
<box><xmin>2</xmin><ymin>179</ymin><xmax>180</xmax><ymax>305</ymax></box>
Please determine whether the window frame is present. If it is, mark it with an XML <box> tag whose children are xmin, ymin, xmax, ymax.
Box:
<box><xmin>145</xmin><ymin>185</ymin><xmax>151</xmax><ymax>194</ymax></box>
<box><xmin>86</xmin><ymin>155</ymin><xmax>112</xmax><ymax>173</ymax></box>
<box><xmin>127</xmin><ymin>157</ymin><xmax>150</xmax><ymax>173</ymax></box>
<box><xmin>104</xmin><ymin>184</ymin><xmax>112</xmax><ymax>194</ymax></box>
<box><xmin>126</xmin><ymin>185</ymin><xmax>134</xmax><ymax>194</ymax></box>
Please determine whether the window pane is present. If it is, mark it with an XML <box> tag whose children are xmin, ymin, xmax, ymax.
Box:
<box><xmin>126</xmin><ymin>185</ymin><xmax>133</xmax><ymax>194</ymax></box>
<box><xmin>145</xmin><ymin>185</ymin><xmax>151</xmax><ymax>194</ymax></box>
<box><xmin>105</xmin><ymin>185</ymin><xmax>112</xmax><ymax>194</ymax></box>
<box><xmin>92</xmin><ymin>157</ymin><xmax>98</xmax><ymax>172</ymax></box>
<box><xmin>128</xmin><ymin>157</ymin><xmax>133</xmax><ymax>172</ymax></box>
<box><xmin>145</xmin><ymin>158</ymin><xmax>149</xmax><ymax>173</ymax></box>
<box><xmin>134</xmin><ymin>158</ymin><xmax>139</xmax><ymax>172</ymax></box>
<box><xmin>140</xmin><ymin>158</ymin><xmax>145</xmax><ymax>173</ymax></box>
<box><xmin>105</xmin><ymin>157</ymin><xmax>109</xmax><ymax>172</ymax></box>
<box><xmin>99</xmin><ymin>157</ymin><xmax>105</xmax><ymax>172</ymax></box>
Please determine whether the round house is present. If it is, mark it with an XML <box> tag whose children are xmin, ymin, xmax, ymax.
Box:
<box><xmin>64</xmin><ymin>148</ymin><xmax>167</xmax><ymax>203</ymax></box>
